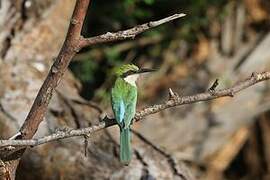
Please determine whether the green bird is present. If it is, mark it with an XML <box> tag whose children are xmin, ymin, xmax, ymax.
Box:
<box><xmin>111</xmin><ymin>64</ymin><xmax>155</xmax><ymax>165</ymax></box>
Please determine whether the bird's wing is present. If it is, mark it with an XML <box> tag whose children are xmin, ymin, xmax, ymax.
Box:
<box><xmin>111</xmin><ymin>88</ymin><xmax>125</xmax><ymax>127</ymax></box>
<box><xmin>123</xmin><ymin>86</ymin><xmax>137</xmax><ymax>128</ymax></box>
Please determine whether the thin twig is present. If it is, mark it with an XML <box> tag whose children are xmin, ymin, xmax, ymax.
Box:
<box><xmin>1</xmin><ymin>71</ymin><xmax>269</xmax><ymax>148</ymax></box>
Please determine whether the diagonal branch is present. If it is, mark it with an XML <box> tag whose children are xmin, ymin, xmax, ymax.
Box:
<box><xmin>1</xmin><ymin>71</ymin><xmax>269</xmax><ymax>148</ymax></box>
<box><xmin>79</xmin><ymin>13</ymin><xmax>186</xmax><ymax>48</ymax></box>
<box><xmin>20</xmin><ymin>0</ymin><xmax>91</xmax><ymax>140</ymax></box>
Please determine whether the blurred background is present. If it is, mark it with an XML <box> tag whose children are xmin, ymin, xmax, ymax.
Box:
<box><xmin>0</xmin><ymin>0</ymin><xmax>270</xmax><ymax>179</ymax></box>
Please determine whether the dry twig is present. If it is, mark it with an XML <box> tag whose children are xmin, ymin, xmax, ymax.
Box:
<box><xmin>78</xmin><ymin>13</ymin><xmax>186</xmax><ymax>47</ymax></box>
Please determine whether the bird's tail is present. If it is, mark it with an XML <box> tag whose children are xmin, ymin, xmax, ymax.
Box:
<box><xmin>120</xmin><ymin>128</ymin><xmax>131</xmax><ymax>165</ymax></box>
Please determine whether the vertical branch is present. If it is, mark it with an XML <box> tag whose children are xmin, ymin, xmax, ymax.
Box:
<box><xmin>20</xmin><ymin>0</ymin><xmax>90</xmax><ymax>139</ymax></box>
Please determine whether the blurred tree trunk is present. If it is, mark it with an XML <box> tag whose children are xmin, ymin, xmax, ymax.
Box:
<box><xmin>0</xmin><ymin>1</ymin><xmax>193</xmax><ymax>179</ymax></box>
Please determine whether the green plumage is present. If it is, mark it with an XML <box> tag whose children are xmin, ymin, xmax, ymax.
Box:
<box><xmin>111</xmin><ymin>64</ymin><xmax>154</xmax><ymax>165</ymax></box>
<box><xmin>111</xmin><ymin>64</ymin><xmax>139</xmax><ymax>165</ymax></box>
<box><xmin>111</xmin><ymin>78</ymin><xmax>137</xmax><ymax>164</ymax></box>
<box><xmin>120</xmin><ymin>128</ymin><xmax>131</xmax><ymax>164</ymax></box>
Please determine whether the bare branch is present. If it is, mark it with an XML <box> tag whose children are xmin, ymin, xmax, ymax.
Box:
<box><xmin>79</xmin><ymin>13</ymin><xmax>186</xmax><ymax>48</ymax></box>
<box><xmin>134</xmin><ymin>71</ymin><xmax>270</xmax><ymax>119</ymax></box>
<box><xmin>1</xmin><ymin>71</ymin><xmax>269</xmax><ymax>148</ymax></box>
<box><xmin>20</xmin><ymin>0</ymin><xmax>91</xmax><ymax>140</ymax></box>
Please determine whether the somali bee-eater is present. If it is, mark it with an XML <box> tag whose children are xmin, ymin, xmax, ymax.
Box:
<box><xmin>111</xmin><ymin>64</ymin><xmax>155</xmax><ymax>165</ymax></box>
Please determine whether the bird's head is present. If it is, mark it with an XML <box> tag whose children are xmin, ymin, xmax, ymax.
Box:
<box><xmin>114</xmin><ymin>64</ymin><xmax>155</xmax><ymax>86</ymax></box>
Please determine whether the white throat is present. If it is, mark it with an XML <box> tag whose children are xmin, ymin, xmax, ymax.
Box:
<box><xmin>124</xmin><ymin>74</ymin><xmax>139</xmax><ymax>86</ymax></box>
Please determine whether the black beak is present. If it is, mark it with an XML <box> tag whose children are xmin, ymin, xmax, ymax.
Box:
<box><xmin>137</xmin><ymin>68</ymin><xmax>156</xmax><ymax>74</ymax></box>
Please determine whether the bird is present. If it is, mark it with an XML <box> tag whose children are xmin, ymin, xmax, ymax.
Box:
<box><xmin>111</xmin><ymin>64</ymin><xmax>155</xmax><ymax>165</ymax></box>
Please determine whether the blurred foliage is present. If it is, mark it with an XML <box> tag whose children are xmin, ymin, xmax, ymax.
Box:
<box><xmin>69</xmin><ymin>0</ymin><xmax>227</xmax><ymax>100</ymax></box>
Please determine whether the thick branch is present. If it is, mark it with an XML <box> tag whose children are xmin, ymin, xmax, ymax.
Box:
<box><xmin>79</xmin><ymin>13</ymin><xmax>186</xmax><ymax>48</ymax></box>
<box><xmin>19</xmin><ymin>0</ymin><xmax>91</xmax><ymax>139</ymax></box>
<box><xmin>1</xmin><ymin>71</ymin><xmax>269</xmax><ymax>148</ymax></box>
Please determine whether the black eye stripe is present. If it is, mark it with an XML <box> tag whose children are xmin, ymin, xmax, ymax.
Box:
<box><xmin>121</xmin><ymin>70</ymin><xmax>136</xmax><ymax>77</ymax></box>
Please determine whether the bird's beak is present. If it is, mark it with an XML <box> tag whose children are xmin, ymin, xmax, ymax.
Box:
<box><xmin>137</xmin><ymin>68</ymin><xmax>156</xmax><ymax>74</ymax></box>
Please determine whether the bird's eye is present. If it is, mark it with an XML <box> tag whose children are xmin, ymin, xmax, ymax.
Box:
<box><xmin>130</xmin><ymin>70</ymin><xmax>135</xmax><ymax>74</ymax></box>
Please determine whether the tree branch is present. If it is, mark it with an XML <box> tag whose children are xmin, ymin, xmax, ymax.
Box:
<box><xmin>20</xmin><ymin>0</ymin><xmax>91</xmax><ymax>139</ymax></box>
<box><xmin>1</xmin><ymin>71</ymin><xmax>269</xmax><ymax>148</ymax></box>
<box><xmin>79</xmin><ymin>13</ymin><xmax>186</xmax><ymax>48</ymax></box>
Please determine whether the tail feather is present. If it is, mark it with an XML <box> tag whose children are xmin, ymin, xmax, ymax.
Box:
<box><xmin>120</xmin><ymin>128</ymin><xmax>131</xmax><ymax>165</ymax></box>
